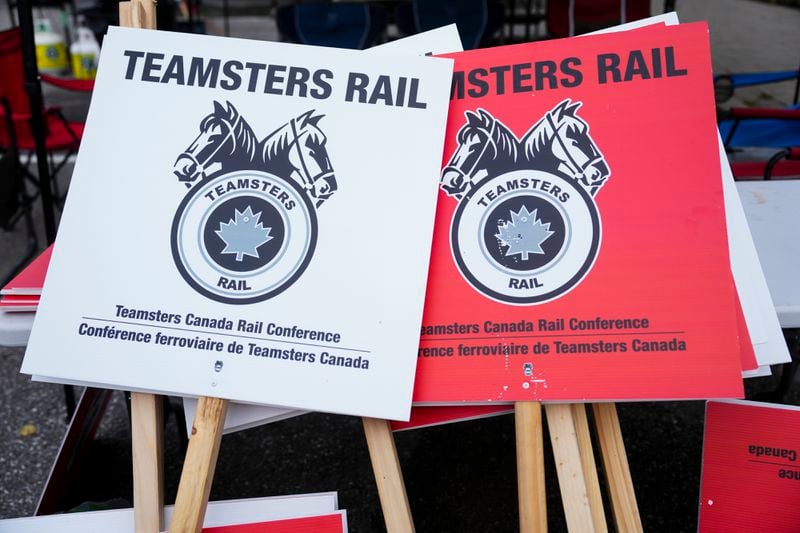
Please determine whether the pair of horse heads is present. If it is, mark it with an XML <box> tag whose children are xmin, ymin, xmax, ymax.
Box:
<box><xmin>441</xmin><ymin>100</ymin><xmax>610</xmax><ymax>197</ymax></box>
<box><xmin>173</xmin><ymin>101</ymin><xmax>336</xmax><ymax>206</ymax></box>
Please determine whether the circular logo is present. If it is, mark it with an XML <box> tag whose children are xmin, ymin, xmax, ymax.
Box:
<box><xmin>172</xmin><ymin>170</ymin><xmax>317</xmax><ymax>304</ymax></box>
<box><xmin>451</xmin><ymin>170</ymin><xmax>600</xmax><ymax>305</ymax></box>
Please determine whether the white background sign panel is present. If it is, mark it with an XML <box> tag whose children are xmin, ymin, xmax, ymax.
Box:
<box><xmin>22</xmin><ymin>27</ymin><xmax>453</xmax><ymax>420</ymax></box>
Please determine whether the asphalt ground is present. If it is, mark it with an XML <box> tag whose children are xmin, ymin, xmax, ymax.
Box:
<box><xmin>1</xmin><ymin>1</ymin><xmax>799</xmax><ymax>531</ymax></box>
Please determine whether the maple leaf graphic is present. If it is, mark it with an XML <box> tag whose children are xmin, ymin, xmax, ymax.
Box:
<box><xmin>215</xmin><ymin>205</ymin><xmax>273</xmax><ymax>262</ymax></box>
<box><xmin>495</xmin><ymin>205</ymin><xmax>554</xmax><ymax>260</ymax></box>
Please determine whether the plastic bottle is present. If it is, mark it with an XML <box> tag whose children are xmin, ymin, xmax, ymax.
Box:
<box><xmin>34</xmin><ymin>18</ymin><xmax>68</xmax><ymax>74</ymax></box>
<box><xmin>70</xmin><ymin>25</ymin><xmax>100</xmax><ymax>80</ymax></box>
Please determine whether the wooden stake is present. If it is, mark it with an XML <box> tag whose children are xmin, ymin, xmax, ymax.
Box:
<box><xmin>592</xmin><ymin>403</ymin><xmax>643</xmax><ymax>533</ymax></box>
<box><xmin>545</xmin><ymin>403</ymin><xmax>595</xmax><ymax>533</ymax></box>
<box><xmin>131</xmin><ymin>393</ymin><xmax>164</xmax><ymax>533</ymax></box>
<box><xmin>571</xmin><ymin>404</ymin><xmax>607</xmax><ymax>533</ymax></box>
<box><xmin>362</xmin><ymin>417</ymin><xmax>415</xmax><ymax>533</ymax></box>
<box><xmin>515</xmin><ymin>401</ymin><xmax>546</xmax><ymax>533</ymax></box>
<box><xmin>119</xmin><ymin>8</ymin><xmax>164</xmax><ymax>532</ymax></box>
<box><xmin>170</xmin><ymin>396</ymin><xmax>229</xmax><ymax>533</ymax></box>
<box><xmin>118</xmin><ymin>2</ymin><xmax>132</xmax><ymax>27</ymax></box>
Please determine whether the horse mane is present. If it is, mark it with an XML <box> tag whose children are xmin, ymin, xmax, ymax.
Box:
<box><xmin>204</xmin><ymin>100</ymin><xmax>259</xmax><ymax>162</ymax></box>
<box><xmin>521</xmin><ymin>99</ymin><xmax>584</xmax><ymax>159</ymax></box>
<box><xmin>260</xmin><ymin>111</ymin><xmax>326</xmax><ymax>162</ymax></box>
<box><xmin>459</xmin><ymin>109</ymin><xmax>519</xmax><ymax>162</ymax></box>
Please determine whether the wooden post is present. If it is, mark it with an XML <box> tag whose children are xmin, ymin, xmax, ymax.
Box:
<box><xmin>515</xmin><ymin>401</ymin><xmax>546</xmax><ymax>533</ymax></box>
<box><xmin>362</xmin><ymin>417</ymin><xmax>416</xmax><ymax>533</ymax></box>
<box><xmin>545</xmin><ymin>403</ymin><xmax>596</xmax><ymax>533</ymax></box>
<box><xmin>170</xmin><ymin>396</ymin><xmax>229</xmax><ymax>533</ymax></box>
<box><xmin>592</xmin><ymin>403</ymin><xmax>643</xmax><ymax>533</ymax></box>
<box><xmin>571</xmin><ymin>404</ymin><xmax>607</xmax><ymax>533</ymax></box>
<box><xmin>120</xmin><ymin>7</ymin><xmax>163</xmax><ymax>533</ymax></box>
<box><xmin>131</xmin><ymin>393</ymin><xmax>164</xmax><ymax>533</ymax></box>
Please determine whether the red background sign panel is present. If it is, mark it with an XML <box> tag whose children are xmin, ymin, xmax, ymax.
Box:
<box><xmin>699</xmin><ymin>401</ymin><xmax>800</xmax><ymax>532</ymax></box>
<box><xmin>414</xmin><ymin>23</ymin><xmax>743</xmax><ymax>403</ymax></box>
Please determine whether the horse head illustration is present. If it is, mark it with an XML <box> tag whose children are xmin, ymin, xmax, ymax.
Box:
<box><xmin>173</xmin><ymin>100</ymin><xmax>260</xmax><ymax>187</ymax></box>
<box><xmin>440</xmin><ymin>109</ymin><xmax>520</xmax><ymax>197</ymax></box>
<box><xmin>259</xmin><ymin>110</ymin><xmax>336</xmax><ymax>206</ymax></box>
<box><xmin>520</xmin><ymin>100</ymin><xmax>609</xmax><ymax>194</ymax></box>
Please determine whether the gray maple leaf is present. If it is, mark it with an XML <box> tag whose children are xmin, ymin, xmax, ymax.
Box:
<box><xmin>495</xmin><ymin>205</ymin><xmax>554</xmax><ymax>260</ymax></box>
<box><xmin>215</xmin><ymin>205</ymin><xmax>273</xmax><ymax>262</ymax></box>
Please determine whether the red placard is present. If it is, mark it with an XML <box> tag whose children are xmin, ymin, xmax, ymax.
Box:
<box><xmin>414</xmin><ymin>23</ymin><xmax>743</xmax><ymax>403</ymax></box>
<box><xmin>202</xmin><ymin>513</ymin><xmax>345</xmax><ymax>533</ymax></box>
<box><xmin>699</xmin><ymin>400</ymin><xmax>800</xmax><ymax>532</ymax></box>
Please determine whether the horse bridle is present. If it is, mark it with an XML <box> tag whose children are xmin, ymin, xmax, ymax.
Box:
<box><xmin>545</xmin><ymin>111</ymin><xmax>604</xmax><ymax>182</ymax></box>
<box><xmin>289</xmin><ymin>118</ymin><xmax>335</xmax><ymax>196</ymax></box>
<box><xmin>442</xmin><ymin>119</ymin><xmax>498</xmax><ymax>186</ymax></box>
<box><xmin>178</xmin><ymin>113</ymin><xmax>242</xmax><ymax>180</ymax></box>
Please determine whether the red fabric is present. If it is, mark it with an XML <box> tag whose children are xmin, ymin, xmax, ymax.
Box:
<box><xmin>41</xmin><ymin>74</ymin><xmax>95</xmax><ymax>92</ymax></box>
<box><xmin>790</xmin><ymin>147</ymin><xmax>800</xmax><ymax>159</ymax></box>
<box><xmin>0</xmin><ymin>27</ymin><xmax>85</xmax><ymax>152</ymax></box>
<box><xmin>728</xmin><ymin>107</ymin><xmax>800</xmax><ymax>120</ymax></box>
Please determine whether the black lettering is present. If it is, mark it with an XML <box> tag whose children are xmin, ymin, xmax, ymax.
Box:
<box><xmin>597</xmin><ymin>53</ymin><xmax>621</xmax><ymax>84</ymax></box>
<box><xmin>489</xmin><ymin>65</ymin><xmax>511</xmax><ymax>95</ymax></box>
<box><xmin>345</xmin><ymin>72</ymin><xmax>370</xmax><ymax>103</ymax></box>
<box><xmin>625</xmin><ymin>50</ymin><xmax>651</xmax><ymax>81</ymax></box>
<box><xmin>286</xmin><ymin>67</ymin><xmax>310</xmax><ymax>97</ymax></box>
<box><xmin>311</xmin><ymin>69</ymin><xmax>333</xmax><ymax>99</ymax></box>
<box><xmin>450</xmin><ymin>71</ymin><xmax>465</xmax><ymax>100</ymax></box>
<box><xmin>264</xmin><ymin>64</ymin><xmax>287</xmax><ymax>95</ymax></box>
<box><xmin>244</xmin><ymin>62</ymin><xmax>266</xmax><ymax>92</ymax></box>
<box><xmin>221</xmin><ymin>60</ymin><xmax>243</xmax><ymax>90</ymax></box>
<box><xmin>561</xmin><ymin>57</ymin><xmax>583</xmax><ymax>87</ymax></box>
<box><xmin>665</xmin><ymin>46</ymin><xmax>688</xmax><ymax>77</ymax></box>
<box><xmin>123</xmin><ymin>50</ymin><xmax>145</xmax><ymax>79</ymax></box>
<box><xmin>467</xmin><ymin>68</ymin><xmax>489</xmax><ymax>98</ymax></box>
<box><xmin>534</xmin><ymin>61</ymin><xmax>558</xmax><ymax>90</ymax></box>
<box><xmin>161</xmin><ymin>55</ymin><xmax>185</xmax><ymax>85</ymax></box>
<box><xmin>513</xmin><ymin>63</ymin><xmax>533</xmax><ymax>93</ymax></box>
<box><xmin>188</xmin><ymin>57</ymin><xmax>220</xmax><ymax>88</ymax></box>
<box><xmin>142</xmin><ymin>52</ymin><xmax>165</xmax><ymax>82</ymax></box>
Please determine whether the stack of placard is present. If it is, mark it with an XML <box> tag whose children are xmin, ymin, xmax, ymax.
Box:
<box><xmin>15</xmin><ymin>11</ymin><xmax>790</xmax><ymax>433</ymax></box>
<box><xmin>0</xmin><ymin>246</ymin><xmax>51</xmax><ymax>312</ymax></box>
<box><xmin>0</xmin><ymin>493</ymin><xmax>346</xmax><ymax>532</ymax></box>
<box><xmin>11</xmin><ymin>9</ymin><xmax>792</xmax><ymax>529</ymax></box>
<box><xmin>186</xmin><ymin>12</ymin><xmax>791</xmax><ymax>433</ymax></box>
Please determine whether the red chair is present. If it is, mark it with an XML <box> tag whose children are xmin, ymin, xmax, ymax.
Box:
<box><xmin>0</xmin><ymin>27</ymin><xmax>92</xmax><ymax>194</ymax></box>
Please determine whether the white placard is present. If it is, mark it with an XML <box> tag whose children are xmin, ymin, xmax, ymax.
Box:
<box><xmin>22</xmin><ymin>27</ymin><xmax>453</xmax><ymax>420</ymax></box>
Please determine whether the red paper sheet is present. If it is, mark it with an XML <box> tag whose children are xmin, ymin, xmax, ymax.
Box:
<box><xmin>699</xmin><ymin>400</ymin><xmax>800</xmax><ymax>532</ymax></box>
<box><xmin>414</xmin><ymin>23</ymin><xmax>743</xmax><ymax>403</ymax></box>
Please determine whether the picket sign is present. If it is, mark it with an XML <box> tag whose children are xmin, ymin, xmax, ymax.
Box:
<box><xmin>117</xmin><ymin>4</ymin><xmax>413</xmax><ymax>532</ymax></box>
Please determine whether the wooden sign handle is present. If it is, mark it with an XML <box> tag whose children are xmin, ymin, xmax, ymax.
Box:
<box><xmin>515</xmin><ymin>401</ymin><xmax>546</xmax><ymax>533</ymax></box>
<box><xmin>119</xmin><ymin>6</ymin><xmax>163</xmax><ymax>533</ymax></box>
<box><xmin>545</xmin><ymin>403</ymin><xmax>602</xmax><ymax>533</ymax></box>
<box><xmin>170</xmin><ymin>396</ymin><xmax>229</xmax><ymax>533</ymax></box>
<box><xmin>131</xmin><ymin>393</ymin><xmax>164</xmax><ymax>533</ymax></box>
<box><xmin>592</xmin><ymin>403</ymin><xmax>643</xmax><ymax>533</ymax></box>
<box><xmin>362</xmin><ymin>417</ymin><xmax>415</xmax><ymax>533</ymax></box>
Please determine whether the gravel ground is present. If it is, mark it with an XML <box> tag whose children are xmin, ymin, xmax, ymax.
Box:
<box><xmin>1</xmin><ymin>0</ymin><xmax>799</xmax><ymax>531</ymax></box>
